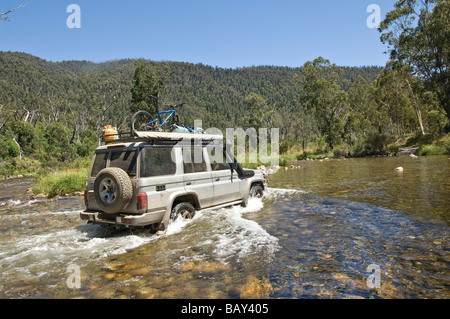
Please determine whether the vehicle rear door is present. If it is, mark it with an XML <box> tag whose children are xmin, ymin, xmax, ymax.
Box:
<box><xmin>139</xmin><ymin>146</ymin><xmax>181</xmax><ymax>213</ymax></box>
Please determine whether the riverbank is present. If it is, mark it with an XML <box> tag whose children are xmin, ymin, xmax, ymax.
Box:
<box><xmin>280</xmin><ymin>133</ymin><xmax>450</xmax><ymax>162</ymax></box>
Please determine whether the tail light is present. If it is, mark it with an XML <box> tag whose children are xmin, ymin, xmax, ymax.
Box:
<box><xmin>122</xmin><ymin>217</ymin><xmax>133</xmax><ymax>224</ymax></box>
<box><xmin>137</xmin><ymin>193</ymin><xmax>147</xmax><ymax>210</ymax></box>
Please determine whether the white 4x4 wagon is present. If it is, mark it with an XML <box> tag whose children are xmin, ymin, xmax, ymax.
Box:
<box><xmin>80</xmin><ymin>131</ymin><xmax>267</xmax><ymax>234</ymax></box>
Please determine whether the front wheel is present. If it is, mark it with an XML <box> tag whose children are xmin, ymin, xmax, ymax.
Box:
<box><xmin>249</xmin><ymin>184</ymin><xmax>264</xmax><ymax>198</ymax></box>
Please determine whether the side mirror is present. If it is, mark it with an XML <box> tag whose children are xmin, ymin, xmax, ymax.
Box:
<box><xmin>241</xmin><ymin>169</ymin><xmax>255</xmax><ymax>178</ymax></box>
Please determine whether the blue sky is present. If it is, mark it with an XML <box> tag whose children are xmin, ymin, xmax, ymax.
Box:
<box><xmin>0</xmin><ymin>0</ymin><xmax>395</xmax><ymax>68</ymax></box>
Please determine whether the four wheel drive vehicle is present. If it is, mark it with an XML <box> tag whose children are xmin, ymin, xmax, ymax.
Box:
<box><xmin>80</xmin><ymin>131</ymin><xmax>267</xmax><ymax>234</ymax></box>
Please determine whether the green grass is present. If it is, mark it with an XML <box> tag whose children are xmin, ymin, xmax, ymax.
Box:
<box><xmin>415</xmin><ymin>133</ymin><xmax>450</xmax><ymax>156</ymax></box>
<box><xmin>416</xmin><ymin>144</ymin><xmax>448</xmax><ymax>156</ymax></box>
<box><xmin>32</xmin><ymin>168</ymin><xmax>89</xmax><ymax>198</ymax></box>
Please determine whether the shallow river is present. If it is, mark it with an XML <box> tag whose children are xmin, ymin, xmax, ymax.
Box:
<box><xmin>0</xmin><ymin>156</ymin><xmax>448</xmax><ymax>299</ymax></box>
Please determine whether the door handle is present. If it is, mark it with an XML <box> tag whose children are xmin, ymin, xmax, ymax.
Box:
<box><xmin>186</xmin><ymin>182</ymin><xmax>192</xmax><ymax>185</ymax></box>
<box><xmin>215</xmin><ymin>178</ymin><xmax>220</xmax><ymax>181</ymax></box>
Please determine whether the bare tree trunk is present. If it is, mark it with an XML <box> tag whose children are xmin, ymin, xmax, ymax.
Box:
<box><xmin>13</xmin><ymin>138</ymin><xmax>23</xmax><ymax>159</ymax></box>
<box><xmin>404</xmin><ymin>74</ymin><xmax>426</xmax><ymax>135</ymax></box>
<box><xmin>416</xmin><ymin>108</ymin><xmax>425</xmax><ymax>135</ymax></box>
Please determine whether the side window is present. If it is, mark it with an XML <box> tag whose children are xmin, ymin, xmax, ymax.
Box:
<box><xmin>90</xmin><ymin>152</ymin><xmax>108</xmax><ymax>177</ymax></box>
<box><xmin>110</xmin><ymin>150</ymin><xmax>137</xmax><ymax>176</ymax></box>
<box><xmin>140</xmin><ymin>147</ymin><xmax>176</xmax><ymax>177</ymax></box>
<box><xmin>183</xmin><ymin>146</ymin><xmax>207</xmax><ymax>173</ymax></box>
<box><xmin>207</xmin><ymin>147</ymin><xmax>230</xmax><ymax>171</ymax></box>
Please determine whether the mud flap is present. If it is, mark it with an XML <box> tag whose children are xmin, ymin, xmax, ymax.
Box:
<box><xmin>155</xmin><ymin>205</ymin><xmax>171</xmax><ymax>235</ymax></box>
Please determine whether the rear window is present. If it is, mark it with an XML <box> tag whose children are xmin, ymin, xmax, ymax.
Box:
<box><xmin>140</xmin><ymin>147</ymin><xmax>176</xmax><ymax>177</ymax></box>
<box><xmin>110</xmin><ymin>150</ymin><xmax>138</xmax><ymax>176</ymax></box>
<box><xmin>90</xmin><ymin>152</ymin><xmax>108</xmax><ymax>177</ymax></box>
<box><xmin>90</xmin><ymin>149</ymin><xmax>138</xmax><ymax>177</ymax></box>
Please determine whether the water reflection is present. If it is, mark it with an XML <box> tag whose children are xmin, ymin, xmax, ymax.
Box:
<box><xmin>269</xmin><ymin>156</ymin><xmax>450</xmax><ymax>224</ymax></box>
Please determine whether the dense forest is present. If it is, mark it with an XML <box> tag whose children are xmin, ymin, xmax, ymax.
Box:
<box><xmin>1</xmin><ymin>0</ymin><xmax>449</xmax><ymax>179</ymax></box>
<box><xmin>0</xmin><ymin>48</ymin><xmax>448</xmax><ymax>178</ymax></box>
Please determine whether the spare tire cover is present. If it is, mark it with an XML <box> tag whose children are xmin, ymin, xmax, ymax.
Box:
<box><xmin>94</xmin><ymin>167</ymin><xmax>133</xmax><ymax>214</ymax></box>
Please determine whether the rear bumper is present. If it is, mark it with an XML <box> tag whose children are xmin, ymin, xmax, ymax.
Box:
<box><xmin>80</xmin><ymin>210</ymin><xmax>165</xmax><ymax>227</ymax></box>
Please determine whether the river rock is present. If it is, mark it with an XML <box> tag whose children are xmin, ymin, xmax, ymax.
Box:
<box><xmin>103</xmin><ymin>273</ymin><xmax>116</xmax><ymax>281</ymax></box>
<box><xmin>129</xmin><ymin>267</ymin><xmax>150</xmax><ymax>276</ymax></box>
<box><xmin>122</xmin><ymin>262</ymin><xmax>144</xmax><ymax>270</ymax></box>
<box><xmin>136</xmin><ymin>287</ymin><xmax>159</xmax><ymax>299</ymax></box>
<box><xmin>343</xmin><ymin>294</ymin><xmax>366</xmax><ymax>299</ymax></box>
<box><xmin>239</xmin><ymin>275</ymin><xmax>273</xmax><ymax>299</ymax></box>
<box><xmin>113</xmin><ymin>273</ymin><xmax>132</xmax><ymax>282</ymax></box>
<box><xmin>32</xmin><ymin>193</ymin><xmax>47</xmax><ymax>199</ymax></box>
<box><xmin>101</xmin><ymin>262</ymin><xmax>124</xmax><ymax>272</ymax></box>
<box><xmin>178</xmin><ymin>260</ymin><xmax>231</xmax><ymax>276</ymax></box>
<box><xmin>151</xmin><ymin>276</ymin><xmax>173</xmax><ymax>289</ymax></box>
<box><xmin>379</xmin><ymin>283</ymin><xmax>404</xmax><ymax>299</ymax></box>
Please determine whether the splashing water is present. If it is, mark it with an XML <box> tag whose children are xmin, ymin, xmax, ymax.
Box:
<box><xmin>1</xmin><ymin>163</ymin><xmax>448</xmax><ymax>299</ymax></box>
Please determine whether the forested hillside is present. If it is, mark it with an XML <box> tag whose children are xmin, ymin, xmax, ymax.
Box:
<box><xmin>0</xmin><ymin>51</ymin><xmax>382</xmax><ymax>131</ymax></box>
<box><xmin>0</xmin><ymin>51</ymin><xmax>448</xmax><ymax>178</ymax></box>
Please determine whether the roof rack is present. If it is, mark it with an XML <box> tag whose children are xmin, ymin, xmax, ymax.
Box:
<box><xmin>102</xmin><ymin>131</ymin><xmax>224</xmax><ymax>144</ymax></box>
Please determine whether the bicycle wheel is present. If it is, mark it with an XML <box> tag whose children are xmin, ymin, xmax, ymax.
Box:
<box><xmin>131</xmin><ymin>111</ymin><xmax>155</xmax><ymax>135</ymax></box>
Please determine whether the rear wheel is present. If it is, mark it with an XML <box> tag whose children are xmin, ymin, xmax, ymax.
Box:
<box><xmin>131</xmin><ymin>111</ymin><xmax>155</xmax><ymax>135</ymax></box>
<box><xmin>170</xmin><ymin>202</ymin><xmax>196</xmax><ymax>221</ymax></box>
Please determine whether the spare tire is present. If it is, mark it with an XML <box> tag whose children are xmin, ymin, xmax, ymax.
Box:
<box><xmin>94</xmin><ymin>167</ymin><xmax>133</xmax><ymax>214</ymax></box>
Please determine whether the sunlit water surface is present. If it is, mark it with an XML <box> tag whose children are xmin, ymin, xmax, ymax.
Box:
<box><xmin>0</xmin><ymin>156</ymin><xmax>448</xmax><ymax>299</ymax></box>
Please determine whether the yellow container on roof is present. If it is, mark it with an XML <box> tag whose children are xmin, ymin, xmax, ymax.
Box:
<box><xmin>102</xmin><ymin>125</ymin><xmax>118</xmax><ymax>141</ymax></box>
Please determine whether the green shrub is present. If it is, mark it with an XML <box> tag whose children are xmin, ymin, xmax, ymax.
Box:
<box><xmin>279</xmin><ymin>155</ymin><xmax>297</xmax><ymax>166</ymax></box>
<box><xmin>2</xmin><ymin>121</ymin><xmax>39</xmax><ymax>157</ymax></box>
<box><xmin>5</xmin><ymin>139</ymin><xmax>20</xmax><ymax>157</ymax></box>
<box><xmin>332</xmin><ymin>145</ymin><xmax>351</xmax><ymax>158</ymax></box>
<box><xmin>365</xmin><ymin>133</ymin><xmax>390</xmax><ymax>155</ymax></box>
<box><xmin>32</xmin><ymin>168</ymin><xmax>88</xmax><ymax>198</ymax></box>
<box><xmin>297</xmin><ymin>151</ymin><xmax>309</xmax><ymax>160</ymax></box>
<box><xmin>416</xmin><ymin>144</ymin><xmax>447</xmax><ymax>156</ymax></box>
<box><xmin>387</xmin><ymin>144</ymin><xmax>400</xmax><ymax>154</ymax></box>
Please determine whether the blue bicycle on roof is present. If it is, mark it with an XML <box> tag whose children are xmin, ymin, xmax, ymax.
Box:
<box><xmin>131</xmin><ymin>95</ymin><xmax>204</xmax><ymax>136</ymax></box>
